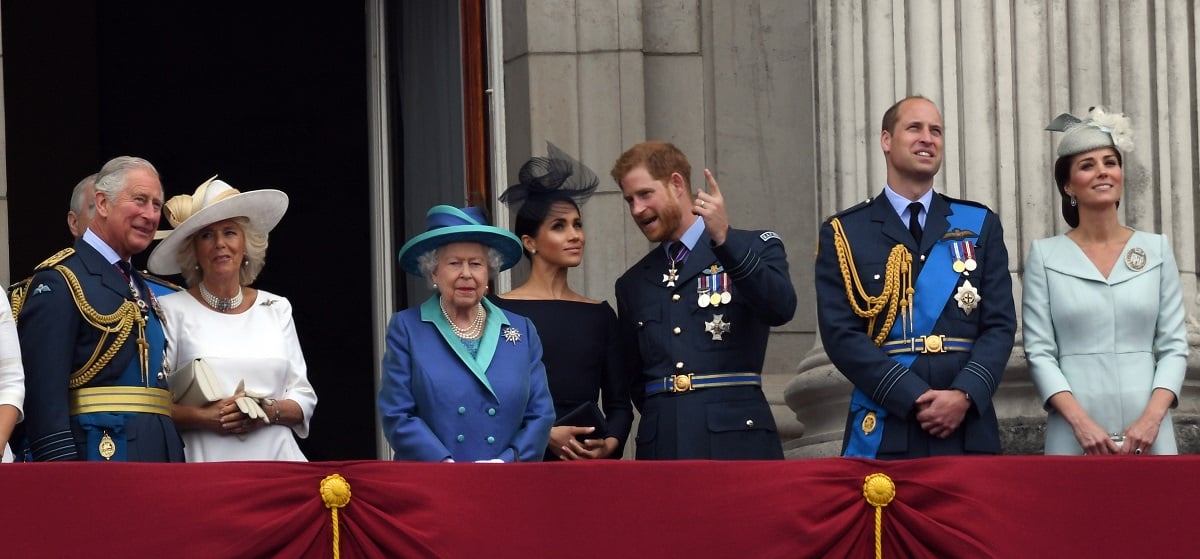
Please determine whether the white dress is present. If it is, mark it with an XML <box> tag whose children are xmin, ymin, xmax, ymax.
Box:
<box><xmin>0</xmin><ymin>295</ymin><xmax>25</xmax><ymax>462</ymax></box>
<box><xmin>160</xmin><ymin>289</ymin><xmax>317</xmax><ymax>462</ymax></box>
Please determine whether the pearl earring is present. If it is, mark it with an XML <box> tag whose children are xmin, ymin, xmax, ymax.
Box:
<box><xmin>530</xmin><ymin>249</ymin><xmax>537</xmax><ymax>255</ymax></box>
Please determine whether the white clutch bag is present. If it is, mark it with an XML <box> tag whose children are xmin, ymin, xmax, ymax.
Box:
<box><xmin>168</xmin><ymin>357</ymin><xmax>223</xmax><ymax>405</ymax></box>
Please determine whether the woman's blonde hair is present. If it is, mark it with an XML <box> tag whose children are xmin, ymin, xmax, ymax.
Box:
<box><xmin>175</xmin><ymin>216</ymin><xmax>269</xmax><ymax>287</ymax></box>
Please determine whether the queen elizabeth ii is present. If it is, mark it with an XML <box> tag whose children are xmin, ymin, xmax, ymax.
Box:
<box><xmin>378</xmin><ymin>205</ymin><xmax>554</xmax><ymax>462</ymax></box>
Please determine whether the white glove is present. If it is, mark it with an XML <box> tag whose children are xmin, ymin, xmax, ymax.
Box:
<box><xmin>473</xmin><ymin>459</ymin><xmax>505</xmax><ymax>463</ymax></box>
<box><xmin>234</xmin><ymin>380</ymin><xmax>272</xmax><ymax>424</ymax></box>
<box><xmin>235</xmin><ymin>396</ymin><xmax>269</xmax><ymax>423</ymax></box>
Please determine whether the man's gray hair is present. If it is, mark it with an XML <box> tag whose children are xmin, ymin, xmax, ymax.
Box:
<box><xmin>70</xmin><ymin>174</ymin><xmax>98</xmax><ymax>216</ymax></box>
<box><xmin>95</xmin><ymin>156</ymin><xmax>159</xmax><ymax>198</ymax></box>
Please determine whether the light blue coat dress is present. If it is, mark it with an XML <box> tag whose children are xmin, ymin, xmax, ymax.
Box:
<box><xmin>379</xmin><ymin>295</ymin><xmax>554</xmax><ymax>462</ymax></box>
<box><xmin>1023</xmin><ymin>231</ymin><xmax>1188</xmax><ymax>455</ymax></box>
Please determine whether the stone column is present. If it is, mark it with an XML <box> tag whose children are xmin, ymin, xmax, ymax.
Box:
<box><xmin>502</xmin><ymin>0</ymin><xmax>647</xmax><ymax>303</ymax></box>
<box><xmin>787</xmin><ymin>0</ymin><xmax>1200</xmax><ymax>456</ymax></box>
<box><xmin>503</xmin><ymin>1</ymin><xmax>819</xmax><ymax>455</ymax></box>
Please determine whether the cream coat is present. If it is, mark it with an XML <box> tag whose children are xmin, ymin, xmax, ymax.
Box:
<box><xmin>1023</xmin><ymin>231</ymin><xmax>1188</xmax><ymax>455</ymax></box>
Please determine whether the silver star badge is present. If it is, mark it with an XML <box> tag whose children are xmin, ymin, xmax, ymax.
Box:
<box><xmin>502</xmin><ymin>327</ymin><xmax>522</xmax><ymax>344</ymax></box>
<box><xmin>704</xmin><ymin>314</ymin><xmax>731</xmax><ymax>341</ymax></box>
<box><xmin>954</xmin><ymin>280</ymin><xmax>981</xmax><ymax>316</ymax></box>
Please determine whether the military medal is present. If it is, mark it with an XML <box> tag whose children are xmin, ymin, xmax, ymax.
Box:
<box><xmin>709</xmin><ymin>291</ymin><xmax>721</xmax><ymax>308</ymax></box>
<box><xmin>950</xmin><ymin>242</ymin><xmax>967</xmax><ymax>274</ymax></box>
<box><xmin>662</xmin><ymin>268</ymin><xmax>679</xmax><ymax>288</ymax></box>
<box><xmin>1125</xmin><ymin>247</ymin><xmax>1147</xmax><ymax>271</ymax></box>
<box><xmin>704</xmin><ymin>314</ymin><xmax>731</xmax><ymax>341</ymax></box>
<box><xmin>696</xmin><ymin>277</ymin><xmax>710</xmax><ymax>308</ymax></box>
<box><xmin>99</xmin><ymin>431</ymin><xmax>116</xmax><ymax>461</ymax></box>
<box><xmin>954</xmin><ymin>279</ymin><xmax>981</xmax><ymax>315</ymax></box>
<box><xmin>719</xmin><ymin>273</ymin><xmax>732</xmax><ymax>304</ymax></box>
<box><xmin>861</xmin><ymin>411</ymin><xmax>877</xmax><ymax>435</ymax></box>
<box><xmin>663</xmin><ymin>243</ymin><xmax>690</xmax><ymax>287</ymax></box>
<box><xmin>963</xmin><ymin>241</ymin><xmax>978</xmax><ymax>272</ymax></box>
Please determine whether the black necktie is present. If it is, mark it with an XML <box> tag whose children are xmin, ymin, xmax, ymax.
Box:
<box><xmin>907</xmin><ymin>202</ymin><xmax>923</xmax><ymax>245</ymax></box>
<box><xmin>114</xmin><ymin>260</ymin><xmax>133</xmax><ymax>279</ymax></box>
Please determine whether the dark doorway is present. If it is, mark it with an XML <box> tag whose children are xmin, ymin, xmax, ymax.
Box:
<box><xmin>3</xmin><ymin>2</ymin><xmax>376</xmax><ymax>459</ymax></box>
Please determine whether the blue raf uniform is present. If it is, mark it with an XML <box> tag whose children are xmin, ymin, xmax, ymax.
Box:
<box><xmin>13</xmin><ymin>237</ymin><xmax>184</xmax><ymax>462</ymax></box>
<box><xmin>815</xmin><ymin>191</ymin><xmax>1016</xmax><ymax>459</ymax></box>
<box><xmin>378</xmin><ymin>296</ymin><xmax>555</xmax><ymax>462</ymax></box>
<box><xmin>616</xmin><ymin>220</ymin><xmax>796</xmax><ymax>459</ymax></box>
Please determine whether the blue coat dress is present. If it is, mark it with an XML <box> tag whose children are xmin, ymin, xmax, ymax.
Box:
<box><xmin>1023</xmin><ymin>231</ymin><xmax>1188</xmax><ymax>455</ymax></box>
<box><xmin>378</xmin><ymin>296</ymin><xmax>554</xmax><ymax>462</ymax></box>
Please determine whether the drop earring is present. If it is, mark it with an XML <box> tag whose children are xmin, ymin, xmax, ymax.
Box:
<box><xmin>1069</xmin><ymin>194</ymin><xmax>1077</xmax><ymax>207</ymax></box>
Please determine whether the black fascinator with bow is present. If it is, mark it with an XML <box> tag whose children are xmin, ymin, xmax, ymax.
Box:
<box><xmin>500</xmin><ymin>142</ymin><xmax>598</xmax><ymax>207</ymax></box>
<box><xmin>500</xmin><ymin>143</ymin><xmax>599</xmax><ymax>258</ymax></box>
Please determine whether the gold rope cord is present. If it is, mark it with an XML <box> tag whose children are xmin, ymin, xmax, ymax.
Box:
<box><xmin>54</xmin><ymin>265</ymin><xmax>143</xmax><ymax>388</ymax></box>
<box><xmin>321</xmin><ymin>474</ymin><xmax>352</xmax><ymax>559</ymax></box>
<box><xmin>9</xmin><ymin>282</ymin><xmax>28</xmax><ymax>322</ymax></box>
<box><xmin>829</xmin><ymin>218</ymin><xmax>914</xmax><ymax>346</ymax></box>
<box><xmin>863</xmin><ymin>473</ymin><xmax>896</xmax><ymax>559</ymax></box>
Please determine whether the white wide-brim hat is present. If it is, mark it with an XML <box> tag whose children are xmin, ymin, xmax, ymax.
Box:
<box><xmin>148</xmin><ymin>176</ymin><xmax>288</xmax><ymax>275</ymax></box>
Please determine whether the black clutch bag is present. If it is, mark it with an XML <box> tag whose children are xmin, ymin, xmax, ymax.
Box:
<box><xmin>554</xmin><ymin>402</ymin><xmax>609</xmax><ymax>442</ymax></box>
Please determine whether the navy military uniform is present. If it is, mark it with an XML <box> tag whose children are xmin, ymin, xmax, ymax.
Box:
<box><xmin>815</xmin><ymin>192</ymin><xmax>1016</xmax><ymax>458</ymax></box>
<box><xmin>13</xmin><ymin>240</ymin><xmax>184</xmax><ymax>462</ymax></box>
<box><xmin>616</xmin><ymin>225</ymin><xmax>796</xmax><ymax>459</ymax></box>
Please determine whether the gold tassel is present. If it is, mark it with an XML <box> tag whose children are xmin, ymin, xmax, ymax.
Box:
<box><xmin>862</xmin><ymin>473</ymin><xmax>896</xmax><ymax>559</ymax></box>
<box><xmin>321</xmin><ymin>474</ymin><xmax>352</xmax><ymax>559</ymax></box>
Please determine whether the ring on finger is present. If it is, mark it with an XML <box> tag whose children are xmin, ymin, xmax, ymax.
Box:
<box><xmin>698</xmin><ymin>199</ymin><xmax>705</xmax><ymax>207</ymax></box>
<box><xmin>1135</xmin><ymin>448</ymin><xmax>1143</xmax><ymax>455</ymax></box>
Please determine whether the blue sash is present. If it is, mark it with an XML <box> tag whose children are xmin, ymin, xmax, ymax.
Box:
<box><xmin>845</xmin><ymin>202</ymin><xmax>986</xmax><ymax>458</ymax></box>
<box><xmin>75</xmin><ymin>311</ymin><xmax>166</xmax><ymax>461</ymax></box>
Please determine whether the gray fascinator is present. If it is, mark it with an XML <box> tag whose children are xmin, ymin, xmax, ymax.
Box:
<box><xmin>1045</xmin><ymin>107</ymin><xmax>1134</xmax><ymax>159</ymax></box>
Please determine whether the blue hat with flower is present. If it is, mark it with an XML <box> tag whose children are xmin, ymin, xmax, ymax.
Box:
<box><xmin>397</xmin><ymin>205</ymin><xmax>523</xmax><ymax>276</ymax></box>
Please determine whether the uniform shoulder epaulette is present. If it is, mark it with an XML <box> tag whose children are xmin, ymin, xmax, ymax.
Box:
<box><xmin>823</xmin><ymin>197</ymin><xmax>873</xmax><ymax>223</ymax></box>
<box><xmin>9</xmin><ymin>247</ymin><xmax>76</xmax><ymax>318</ymax></box>
<box><xmin>34</xmin><ymin>247</ymin><xmax>76</xmax><ymax>270</ymax></box>
<box><xmin>938</xmin><ymin>193</ymin><xmax>994</xmax><ymax>212</ymax></box>
<box><xmin>140</xmin><ymin>272</ymin><xmax>183</xmax><ymax>292</ymax></box>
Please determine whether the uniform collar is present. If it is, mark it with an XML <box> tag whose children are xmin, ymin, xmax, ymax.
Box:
<box><xmin>82</xmin><ymin>228</ymin><xmax>126</xmax><ymax>267</ymax></box>
<box><xmin>664</xmin><ymin>215</ymin><xmax>706</xmax><ymax>256</ymax></box>
<box><xmin>883</xmin><ymin>185</ymin><xmax>934</xmax><ymax>226</ymax></box>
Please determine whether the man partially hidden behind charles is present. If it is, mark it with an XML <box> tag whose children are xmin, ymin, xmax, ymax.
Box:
<box><xmin>14</xmin><ymin>156</ymin><xmax>184</xmax><ymax>461</ymax></box>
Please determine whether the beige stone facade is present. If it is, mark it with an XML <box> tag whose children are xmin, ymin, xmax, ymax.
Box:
<box><xmin>2</xmin><ymin>2</ymin><xmax>1197</xmax><ymax>457</ymax></box>
<box><xmin>500</xmin><ymin>0</ymin><xmax>1200</xmax><ymax>457</ymax></box>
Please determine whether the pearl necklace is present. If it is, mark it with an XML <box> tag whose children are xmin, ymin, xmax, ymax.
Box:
<box><xmin>441</xmin><ymin>301</ymin><xmax>486</xmax><ymax>339</ymax></box>
<box><xmin>199</xmin><ymin>282</ymin><xmax>244</xmax><ymax>313</ymax></box>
